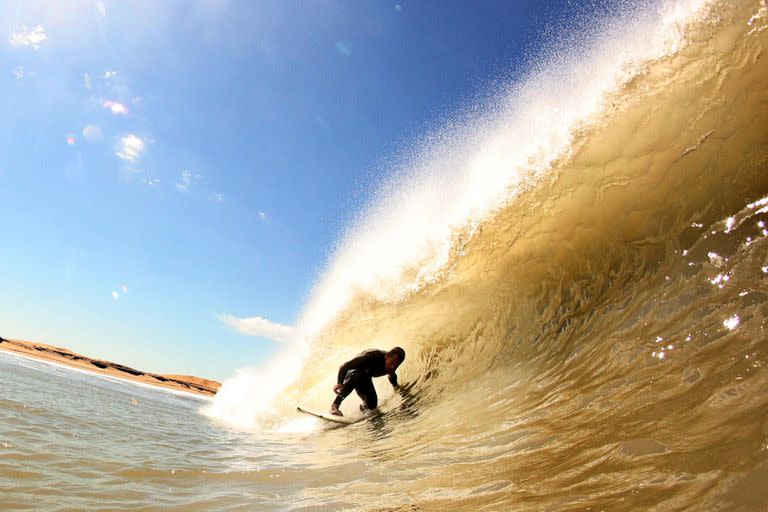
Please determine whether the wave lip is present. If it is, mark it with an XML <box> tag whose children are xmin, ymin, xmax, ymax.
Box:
<box><xmin>296</xmin><ymin>0</ymin><xmax>716</xmax><ymax>339</ymax></box>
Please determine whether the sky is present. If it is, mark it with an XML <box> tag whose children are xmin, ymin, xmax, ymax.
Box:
<box><xmin>0</xmin><ymin>0</ymin><xmax>611</xmax><ymax>381</ymax></box>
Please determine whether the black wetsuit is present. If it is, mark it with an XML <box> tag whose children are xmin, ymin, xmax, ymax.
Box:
<box><xmin>332</xmin><ymin>349</ymin><xmax>399</xmax><ymax>410</ymax></box>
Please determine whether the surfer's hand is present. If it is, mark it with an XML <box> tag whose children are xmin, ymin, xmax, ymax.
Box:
<box><xmin>333</xmin><ymin>383</ymin><xmax>343</xmax><ymax>394</ymax></box>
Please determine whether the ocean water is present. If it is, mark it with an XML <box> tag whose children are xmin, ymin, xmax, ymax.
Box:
<box><xmin>1</xmin><ymin>352</ymin><xmax>403</xmax><ymax>511</ymax></box>
<box><xmin>5</xmin><ymin>0</ymin><xmax>768</xmax><ymax>510</ymax></box>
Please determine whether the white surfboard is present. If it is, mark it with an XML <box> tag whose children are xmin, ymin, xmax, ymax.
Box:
<box><xmin>296</xmin><ymin>406</ymin><xmax>370</xmax><ymax>425</ymax></box>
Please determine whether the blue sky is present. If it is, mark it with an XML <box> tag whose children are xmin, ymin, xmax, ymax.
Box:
<box><xmin>0</xmin><ymin>0</ymin><xmax>607</xmax><ymax>380</ymax></box>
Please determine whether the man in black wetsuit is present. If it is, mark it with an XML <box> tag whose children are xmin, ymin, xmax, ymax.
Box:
<box><xmin>330</xmin><ymin>347</ymin><xmax>405</xmax><ymax>416</ymax></box>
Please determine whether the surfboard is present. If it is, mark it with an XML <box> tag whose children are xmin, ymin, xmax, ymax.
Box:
<box><xmin>296</xmin><ymin>406</ymin><xmax>369</xmax><ymax>425</ymax></box>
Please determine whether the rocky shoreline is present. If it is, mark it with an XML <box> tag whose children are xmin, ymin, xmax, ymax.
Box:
<box><xmin>0</xmin><ymin>337</ymin><xmax>220</xmax><ymax>397</ymax></box>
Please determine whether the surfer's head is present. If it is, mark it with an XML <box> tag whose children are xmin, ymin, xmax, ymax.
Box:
<box><xmin>385</xmin><ymin>346</ymin><xmax>405</xmax><ymax>373</ymax></box>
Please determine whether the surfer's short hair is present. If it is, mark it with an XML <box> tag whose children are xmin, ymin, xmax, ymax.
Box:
<box><xmin>388</xmin><ymin>346</ymin><xmax>405</xmax><ymax>362</ymax></box>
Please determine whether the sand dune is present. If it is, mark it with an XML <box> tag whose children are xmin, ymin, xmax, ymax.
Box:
<box><xmin>0</xmin><ymin>337</ymin><xmax>220</xmax><ymax>397</ymax></box>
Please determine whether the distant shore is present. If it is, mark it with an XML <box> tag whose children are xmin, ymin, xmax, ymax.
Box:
<box><xmin>0</xmin><ymin>337</ymin><xmax>220</xmax><ymax>397</ymax></box>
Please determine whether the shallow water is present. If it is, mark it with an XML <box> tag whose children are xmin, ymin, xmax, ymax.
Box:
<box><xmin>4</xmin><ymin>0</ymin><xmax>768</xmax><ymax>510</ymax></box>
<box><xmin>0</xmin><ymin>352</ymin><xmax>425</xmax><ymax>511</ymax></box>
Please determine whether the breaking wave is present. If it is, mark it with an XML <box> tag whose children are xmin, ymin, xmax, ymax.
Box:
<box><xmin>207</xmin><ymin>1</ymin><xmax>768</xmax><ymax>508</ymax></box>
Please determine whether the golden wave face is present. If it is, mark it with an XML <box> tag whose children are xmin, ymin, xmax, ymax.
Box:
<box><xmin>295</xmin><ymin>0</ymin><xmax>768</xmax><ymax>392</ymax></box>
<box><xmin>210</xmin><ymin>1</ymin><xmax>768</xmax><ymax>508</ymax></box>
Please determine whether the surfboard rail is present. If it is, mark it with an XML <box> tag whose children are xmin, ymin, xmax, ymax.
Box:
<box><xmin>296</xmin><ymin>406</ymin><xmax>367</xmax><ymax>425</ymax></box>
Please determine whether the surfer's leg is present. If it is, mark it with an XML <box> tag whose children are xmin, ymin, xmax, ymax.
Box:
<box><xmin>354</xmin><ymin>377</ymin><xmax>377</xmax><ymax>410</ymax></box>
<box><xmin>331</xmin><ymin>370</ymin><xmax>363</xmax><ymax>414</ymax></box>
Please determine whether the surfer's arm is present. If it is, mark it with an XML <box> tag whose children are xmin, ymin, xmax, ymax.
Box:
<box><xmin>388</xmin><ymin>372</ymin><xmax>399</xmax><ymax>388</ymax></box>
<box><xmin>336</xmin><ymin>353</ymin><xmax>372</xmax><ymax>384</ymax></box>
<box><xmin>336</xmin><ymin>363</ymin><xmax>350</xmax><ymax>385</ymax></box>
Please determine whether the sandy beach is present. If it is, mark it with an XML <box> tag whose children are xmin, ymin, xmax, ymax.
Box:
<box><xmin>0</xmin><ymin>337</ymin><xmax>220</xmax><ymax>397</ymax></box>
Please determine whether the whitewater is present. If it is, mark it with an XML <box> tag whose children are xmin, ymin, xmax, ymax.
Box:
<box><xmin>2</xmin><ymin>0</ymin><xmax>767</xmax><ymax>510</ymax></box>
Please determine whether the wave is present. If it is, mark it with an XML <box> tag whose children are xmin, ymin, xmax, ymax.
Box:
<box><xmin>207</xmin><ymin>2</ymin><xmax>768</xmax><ymax>487</ymax></box>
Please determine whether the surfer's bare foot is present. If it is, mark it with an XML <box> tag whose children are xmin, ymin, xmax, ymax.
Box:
<box><xmin>330</xmin><ymin>403</ymin><xmax>343</xmax><ymax>416</ymax></box>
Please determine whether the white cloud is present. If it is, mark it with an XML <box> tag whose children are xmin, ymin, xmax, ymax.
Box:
<box><xmin>210</xmin><ymin>192</ymin><xmax>224</xmax><ymax>202</ymax></box>
<box><xmin>111</xmin><ymin>291</ymin><xmax>119</xmax><ymax>300</ymax></box>
<box><xmin>258</xmin><ymin>211</ymin><xmax>268</xmax><ymax>221</ymax></box>
<box><xmin>83</xmin><ymin>72</ymin><xmax>92</xmax><ymax>89</ymax></box>
<box><xmin>142</xmin><ymin>177</ymin><xmax>160</xmax><ymax>187</ymax></box>
<box><xmin>218</xmin><ymin>314</ymin><xmax>295</xmax><ymax>343</ymax></box>
<box><xmin>103</xmin><ymin>100</ymin><xmax>128</xmax><ymax>115</ymax></box>
<box><xmin>9</xmin><ymin>25</ymin><xmax>47</xmax><ymax>50</ymax></box>
<box><xmin>121</xmin><ymin>284</ymin><xmax>128</xmax><ymax>293</ymax></box>
<box><xmin>176</xmin><ymin>170</ymin><xmax>201</xmax><ymax>191</ymax></box>
<box><xmin>115</xmin><ymin>134</ymin><xmax>145</xmax><ymax>162</ymax></box>
<box><xmin>97</xmin><ymin>1</ymin><xmax>107</xmax><ymax>17</ymax></box>
<box><xmin>104</xmin><ymin>70</ymin><xmax>118</xmax><ymax>79</ymax></box>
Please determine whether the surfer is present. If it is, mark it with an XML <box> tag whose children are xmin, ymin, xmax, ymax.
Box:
<box><xmin>330</xmin><ymin>347</ymin><xmax>405</xmax><ymax>416</ymax></box>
